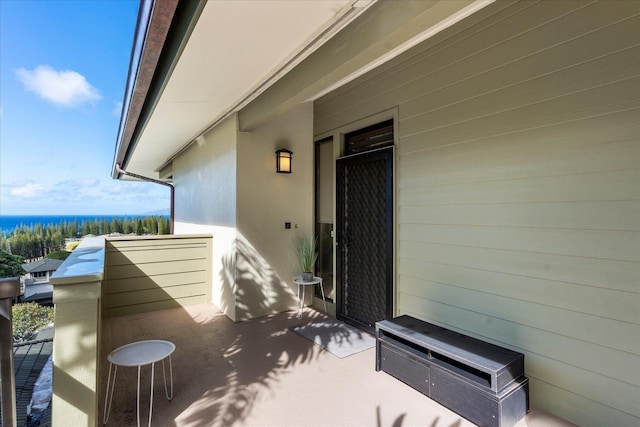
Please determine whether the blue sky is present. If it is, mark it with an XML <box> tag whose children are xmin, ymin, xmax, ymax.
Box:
<box><xmin>0</xmin><ymin>0</ymin><xmax>170</xmax><ymax>216</ymax></box>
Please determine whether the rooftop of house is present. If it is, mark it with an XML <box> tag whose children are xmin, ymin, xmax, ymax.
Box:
<box><xmin>1</xmin><ymin>327</ymin><xmax>53</xmax><ymax>427</ymax></box>
<box><xmin>21</xmin><ymin>259</ymin><xmax>64</xmax><ymax>275</ymax></box>
<box><xmin>21</xmin><ymin>283</ymin><xmax>53</xmax><ymax>306</ymax></box>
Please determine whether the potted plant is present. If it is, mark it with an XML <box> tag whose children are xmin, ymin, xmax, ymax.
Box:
<box><xmin>297</xmin><ymin>236</ymin><xmax>318</xmax><ymax>282</ymax></box>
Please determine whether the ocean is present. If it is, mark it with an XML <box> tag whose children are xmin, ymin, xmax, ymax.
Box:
<box><xmin>0</xmin><ymin>215</ymin><xmax>157</xmax><ymax>234</ymax></box>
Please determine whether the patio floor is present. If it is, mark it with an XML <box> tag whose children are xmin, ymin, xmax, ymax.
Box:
<box><xmin>99</xmin><ymin>304</ymin><xmax>574</xmax><ymax>427</ymax></box>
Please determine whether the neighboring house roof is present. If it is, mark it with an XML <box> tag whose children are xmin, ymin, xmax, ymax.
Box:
<box><xmin>113</xmin><ymin>0</ymin><xmax>480</xmax><ymax>180</ymax></box>
<box><xmin>22</xmin><ymin>259</ymin><xmax>64</xmax><ymax>275</ymax></box>
<box><xmin>21</xmin><ymin>283</ymin><xmax>53</xmax><ymax>306</ymax></box>
<box><xmin>0</xmin><ymin>330</ymin><xmax>53</xmax><ymax>427</ymax></box>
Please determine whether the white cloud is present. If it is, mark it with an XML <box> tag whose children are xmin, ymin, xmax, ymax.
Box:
<box><xmin>15</xmin><ymin>65</ymin><xmax>101</xmax><ymax>107</ymax></box>
<box><xmin>2</xmin><ymin>178</ymin><xmax>170</xmax><ymax>215</ymax></box>
<box><xmin>10</xmin><ymin>183</ymin><xmax>48</xmax><ymax>199</ymax></box>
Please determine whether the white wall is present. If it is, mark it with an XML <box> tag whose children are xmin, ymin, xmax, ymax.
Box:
<box><xmin>173</xmin><ymin>114</ymin><xmax>238</xmax><ymax>320</ymax></box>
<box><xmin>235</xmin><ymin>103</ymin><xmax>314</xmax><ymax>320</ymax></box>
<box><xmin>173</xmin><ymin>105</ymin><xmax>316</xmax><ymax>321</ymax></box>
<box><xmin>314</xmin><ymin>1</ymin><xmax>640</xmax><ymax>426</ymax></box>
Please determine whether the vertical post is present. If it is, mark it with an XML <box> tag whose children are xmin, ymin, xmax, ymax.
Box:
<box><xmin>50</xmin><ymin>237</ymin><xmax>105</xmax><ymax>427</ymax></box>
<box><xmin>0</xmin><ymin>277</ymin><xmax>21</xmax><ymax>427</ymax></box>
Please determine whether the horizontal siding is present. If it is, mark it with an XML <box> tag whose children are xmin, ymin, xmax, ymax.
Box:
<box><xmin>105</xmin><ymin>284</ymin><xmax>206</xmax><ymax>307</ymax></box>
<box><xmin>104</xmin><ymin>236</ymin><xmax>212</xmax><ymax>317</ymax></box>
<box><xmin>399</xmin><ymin>276</ymin><xmax>638</xmax><ymax>376</ymax></box>
<box><xmin>399</xmin><ymin>296</ymin><xmax>639</xmax><ymax>417</ymax></box>
<box><xmin>106</xmin><ymin>271</ymin><xmax>207</xmax><ymax>294</ymax></box>
<box><xmin>106</xmin><ymin>259</ymin><xmax>207</xmax><ymax>281</ymax></box>
<box><xmin>399</xmin><ymin>255</ymin><xmax>638</xmax><ymax>330</ymax></box>
<box><xmin>314</xmin><ymin>1</ymin><xmax>640</xmax><ymax>426</ymax></box>
<box><xmin>400</xmin><ymin>201</ymin><xmax>640</xmax><ymax>230</ymax></box>
<box><xmin>104</xmin><ymin>296</ymin><xmax>205</xmax><ymax>318</ymax></box>
<box><xmin>316</xmin><ymin>2</ymin><xmax>640</xmax><ymax>133</ymax></box>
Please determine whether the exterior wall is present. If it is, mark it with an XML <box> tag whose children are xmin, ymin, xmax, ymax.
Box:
<box><xmin>314</xmin><ymin>1</ymin><xmax>640</xmax><ymax>426</ymax></box>
<box><xmin>235</xmin><ymin>103</ymin><xmax>314</xmax><ymax>320</ymax></box>
<box><xmin>173</xmin><ymin>107</ymin><xmax>312</xmax><ymax>321</ymax></box>
<box><xmin>173</xmin><ymin>114</ymin><xmax>238</xmax><ymax>320</ymax></box>
<box><xmin>104</xmin><ymin>235</ymin><xmax>212</xmax><ymax>317</ymax></box>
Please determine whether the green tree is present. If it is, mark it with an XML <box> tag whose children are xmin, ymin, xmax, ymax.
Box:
<box><xmin>46</xmin><ymin>250</ymin><xmax>71</xmax><ymax>260</ymax></box>
<box><xmin>12</xmin><ymin>302</ymin><xmax>54</xmax><ymax>342</ymax></box>
<box><xmin>0</xmin><ymin>249</ymin><xmax>25</xmax><ymax>277</ymax></box>
<box><xmin>123</xmin><ymin>219</ymin><xmax>133</xmax><ymax>234</ymax></box>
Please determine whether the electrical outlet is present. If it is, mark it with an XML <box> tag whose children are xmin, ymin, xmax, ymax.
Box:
<box><xmin>285</xmin><ymin>222</ymin><xmax>291</xmax><ymax>229</ymax></box>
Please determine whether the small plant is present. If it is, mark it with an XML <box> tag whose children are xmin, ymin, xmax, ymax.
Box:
<box><xmin>12</xmin><ymin>302</ymin><xmax>54</xmax><ymax>343</ymax></box>
<box><xmin>297</xmin><ymin>236</ymin><xmax>318</xmax><ymax>274</ymax></box>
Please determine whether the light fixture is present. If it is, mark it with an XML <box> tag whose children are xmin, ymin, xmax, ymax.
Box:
<box><xmin>275</xmin><ymin>149</ymin><xmax>292</xmax><ymax>173</ymax></box>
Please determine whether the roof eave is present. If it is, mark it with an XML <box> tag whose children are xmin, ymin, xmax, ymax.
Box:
<box><xmin>111</xmin><ymin>0</ymin><xmax>204</xmax><ymax>180</ymax></box>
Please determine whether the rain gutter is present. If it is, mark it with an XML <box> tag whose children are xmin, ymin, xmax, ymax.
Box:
<box><xmin>112</xmin><ymin>0</ymin><xmax>206</xmax><ymax>179</ymax></box>
<box><xmin>116</xmin><ymin>164</ymin><xmax>174</xmax><ymax>234</ymax></box>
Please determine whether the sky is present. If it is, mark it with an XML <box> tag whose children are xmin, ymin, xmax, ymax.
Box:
<box><xmin>0</xmin><ymin>0</ymin><xmax>170</xmax><ymax>216</ymax></box>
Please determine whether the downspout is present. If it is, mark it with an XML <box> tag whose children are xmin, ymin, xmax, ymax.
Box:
<box><xmin>116</xmin><ymin>163</ymin><xmax>174</xmax><ymax>234</ymax></box>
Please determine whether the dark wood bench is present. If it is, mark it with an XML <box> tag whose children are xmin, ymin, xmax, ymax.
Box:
<box><xmin>376</xmin><ymin>315</ymin><xmax>529</xmax><ymax>427</ymax></box>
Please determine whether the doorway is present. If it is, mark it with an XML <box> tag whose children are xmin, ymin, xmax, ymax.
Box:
<box><xmin>336</xmin><ymin>121</ymin><xmax>394</xmax><ymax>333</ymax></box>
<box><xmin>315</xmin><ymin>137</ymin><xmax>335</xmax><ymax>303</ymax></box>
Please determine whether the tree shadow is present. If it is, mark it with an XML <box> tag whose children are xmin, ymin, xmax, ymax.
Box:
<box><xmin>219</xmin><ymin>232</ymin><xmax>298</xmax><ymax>322</ymax></box>
<box><xmin>376</xmin><ymin>406</ymin><xmax>463</xmax><ymax>427</ymax></box>
<box><xmin>98</xmin><ymin>233</ymin><xmax>458</xmax><ymax>427</ymax></box>
<box><xmin>100</xmin><ymin>303</ymin><xmax>330</xmax><ymax>427</ymax></box>
<box><xmin>98</xmin><ymin>231</ymin><xmax>342</xmax><ymax>426</ymax></box>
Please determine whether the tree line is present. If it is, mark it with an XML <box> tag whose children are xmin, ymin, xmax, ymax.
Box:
<box><xmin>0</xmin><ymin>216</ymin><xmax>170</xmax><ymax>260</ymax></box>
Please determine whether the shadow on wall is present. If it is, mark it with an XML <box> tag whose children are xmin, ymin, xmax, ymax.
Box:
<box><xmin>98</xmin><ymin>235</ymin><xmax>321</xmax><ymax>426</ymax></box>
<box><xmin>219</xmin><ymin>233</ymin><xmax>298</xmax><ymax>321</ymax></box>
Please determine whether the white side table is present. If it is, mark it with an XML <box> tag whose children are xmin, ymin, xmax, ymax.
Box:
<box><xmin>103</xmin><ymin>340</ymin><xmax>175</xmax><ymax>427</ymax></box>
<box><xmin>294</xmin><ymin>276</ymin><xmax>327</xmax><ymax>319</ymax></box>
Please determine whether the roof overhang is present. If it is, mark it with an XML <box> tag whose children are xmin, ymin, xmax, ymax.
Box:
<box><xmin>113</xmin><ymin>0</ymin><xmax>493</xmax><ymax>180</ymax></box>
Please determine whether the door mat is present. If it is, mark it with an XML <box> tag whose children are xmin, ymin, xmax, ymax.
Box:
<box><xmin>293</xmin><ymin>320</ymin><xmax>375</xmax><ymax>358</ymax></box>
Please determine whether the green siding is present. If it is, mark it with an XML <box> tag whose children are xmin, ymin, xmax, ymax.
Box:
<box><xmin>314</xmin><ymin>1</ymin><xmax>640</xmax><ymax>426</ymax></box>
<box><xmin>104</xmin><ymin>235</ymin><xmax>212</xmax><ymax>317</ymax></box>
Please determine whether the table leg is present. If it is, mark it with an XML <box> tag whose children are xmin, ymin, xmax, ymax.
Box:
<box><xmin>297</xmin><ymin>283</ymin><xmax>302</xmax><ymax>319</ymax></box>
<box><xmin>137</xmin><ymin>366</ymin><xmax>141</xmax><ymax>427</ymax></box>
<box><xmin>162</xmin><ymin>356</ymin><xmax>174</xmax><ymax>400</ymax></box>
<box><xmin>103</xmin><ymin>363</ymin><xmax>117</xmax><ymax>424</ymax></box>
<box><xmin>147</xmin><ymin>362</ymin><xmax>155</xmax><ymax>427</ymax></box>
<box><xmin>301</xmin><ymin>284</ymin><xmax>307</xmax><ymax>318</ymax></box>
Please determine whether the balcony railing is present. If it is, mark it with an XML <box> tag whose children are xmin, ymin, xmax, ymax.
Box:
<box><xmin>49</xmin><ymin>234</ymin><xmax>212</xmax><ymax>426</ymax></box>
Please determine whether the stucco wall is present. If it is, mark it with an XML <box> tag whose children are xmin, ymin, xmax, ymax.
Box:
<box><xmin>314</xmin><ymin>1</ymin><xmax>640</xmax><ymax>426</ymax></box>
<box><xmin>173</xmin><ymin>106</ymin><xmax>315</xmax><ymax>321</ymax></box>
<box><xmin>235</xmin><ymin>102</ymin><xmax>314</xmax><ymax>320</ymax></box>
<box><xmin>173</xmin><ymin>114</ymin><xmax>238</xmax><ymax>320</ymax></box>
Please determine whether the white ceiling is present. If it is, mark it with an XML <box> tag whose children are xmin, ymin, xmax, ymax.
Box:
<box><xmin>127</xmin><ymin>0</ymin><xmax>359</xmax><ymax>176</ymax></box>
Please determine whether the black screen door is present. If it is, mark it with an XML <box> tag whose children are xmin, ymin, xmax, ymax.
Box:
<box><xmin>336</xmin><ymin>146</ymin><xmax>393</xmax><ymax>332</ymax></box>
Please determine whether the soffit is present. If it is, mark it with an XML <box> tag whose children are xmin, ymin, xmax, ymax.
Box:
<box><xmin>126</xmin><ymin>0</ymin><xmax>355</xmax><ymax>177</ymax></box>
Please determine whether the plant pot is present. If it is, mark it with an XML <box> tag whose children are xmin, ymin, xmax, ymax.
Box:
<box><xmin>302</xmin><ymin>272</ymin><xmax>314</xmax><ymax>282</ymax></box>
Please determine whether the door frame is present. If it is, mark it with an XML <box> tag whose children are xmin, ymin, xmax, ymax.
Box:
<box><xmin>335</xmin><ymin>145</ymin><xmax>395</xmax><ymax>332</ymax></box>
<box><xmin>313</xmin><ymin>108</ymin><xmax>399</xmax><ymax>323</ymax></box>
<box><xmin>314</xmin><ymin>136</ymin><xmax>335</xmax><ymax>304</ymax></box>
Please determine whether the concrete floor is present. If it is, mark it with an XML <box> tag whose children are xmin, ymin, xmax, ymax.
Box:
<box><xmin>99</xmin><ymin>304</ymin><xmax>574</xmax><ymax>427</ymax></box>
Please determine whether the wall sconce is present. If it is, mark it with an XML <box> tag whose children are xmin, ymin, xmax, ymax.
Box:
<box><xmin>275</xmin><ymin>149</ymin><xmax>292</xmax><ymax>173</ymax></box>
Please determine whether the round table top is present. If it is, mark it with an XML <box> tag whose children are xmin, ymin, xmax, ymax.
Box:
<box><xmin>294</xmin><ymin>276</ymin><xmax>322</xmax><ymax>285</ymax></box>
<box><xmin>107</xmin><ymin>340</ymin><xmax>175</xmax><ymax>367</ymax></box>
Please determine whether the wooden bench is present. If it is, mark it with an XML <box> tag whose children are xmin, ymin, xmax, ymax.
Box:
<box><xmin>376</xmin><ymin>316</ymin><xmax>529</xmax><ymax>427</ymax></box>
